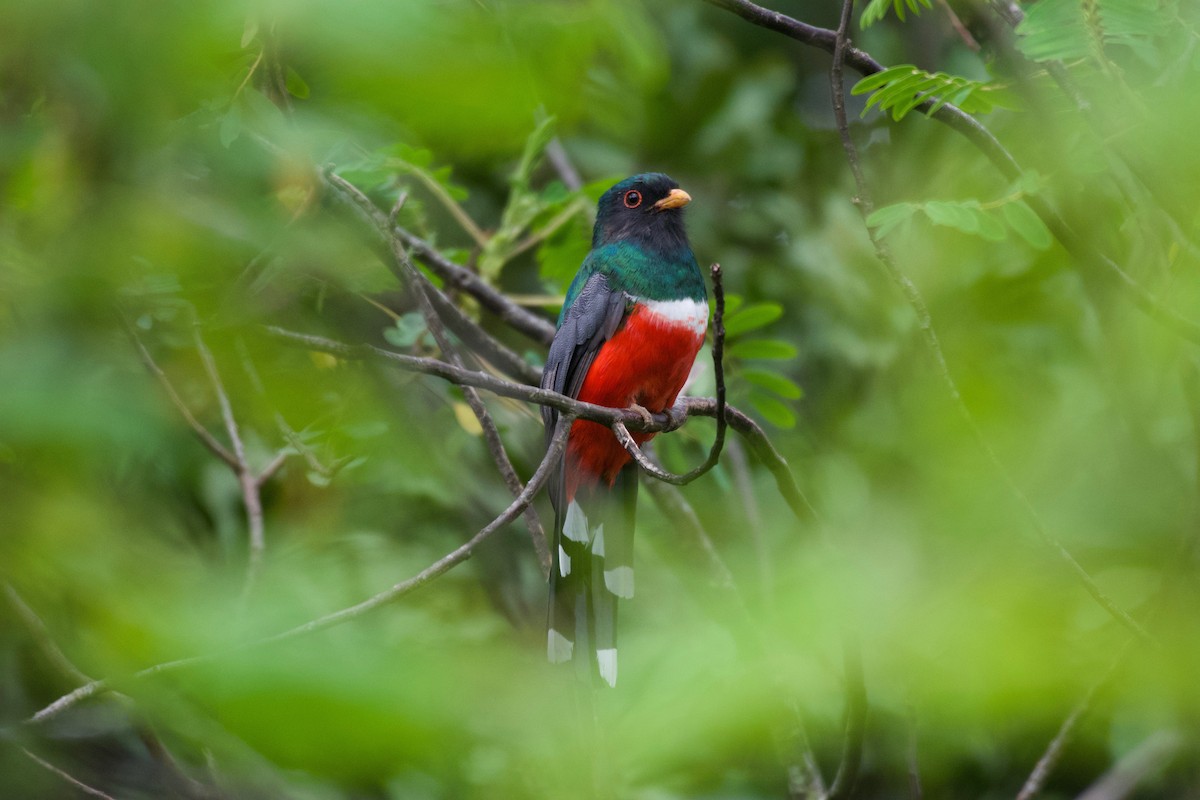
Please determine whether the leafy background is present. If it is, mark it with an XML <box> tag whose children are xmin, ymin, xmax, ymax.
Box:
<box><xmin>2</xmin><ymin>0</ymin><xmax>1199</xmax><ymax>797</ymax></box>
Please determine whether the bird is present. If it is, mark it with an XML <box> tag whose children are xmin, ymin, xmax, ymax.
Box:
<box><xmin>540</xmin><ymin>173</ymin><xmax>708</xmax><ymax>687</ymax></box>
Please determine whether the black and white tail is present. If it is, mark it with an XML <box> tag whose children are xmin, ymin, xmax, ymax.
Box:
<box><xmin>548</xmin><ymin>464</ymin><xmax>637</xmax><ymax>687</ymax></box>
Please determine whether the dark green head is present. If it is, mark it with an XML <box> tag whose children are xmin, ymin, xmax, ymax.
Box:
<box><xmin>592</xmin><ymin>173</ymin><xmax>692</xmax><ymax>256</ymax></box>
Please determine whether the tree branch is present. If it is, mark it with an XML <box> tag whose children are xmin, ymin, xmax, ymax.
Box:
<box><xmin>1017</xmin><ymin>643</ymin><xmax>1133</xmax><ymax>800</ymax></box>
<box><xmin>1074</xmin><ymin>730</ymin><xmax>1182</xmax><ymax>800</ymax></box>
<box><xmin>824</xmin><ymin>0</ymin><xmax>1153</xmax><ymax>645</ymax></box>
<box><xmin>124</xmin><ymin>320</ymin><xmax>239</xmax><ymax>470</ymax></box>
<box><xmin>193</xmin><ymin>326</ymin><xmax>266</xmax><ymax>596</ymax></box>
<box><xmin>381</xmin><ymin>192</ymin><xmax>551</xmax><ymax>574</ymax></box>
<box><xmin>704</xmin><ymin>0</ymin><xmax>1200</xmax><ymax>346</ymax></box>
<box><xmin>25</xmin><ymin>415</ymin><xmax>574</xmax><ymax>727</ymax></box>
<box><xmin>21</xmin><ymin>749</ymin><xmax>117</xmax><ymax>800</ymax></box>
<box><xmin>322</xmin><ymin>170</ymin><xmax>557</xmax><ymax>347</ymax></box>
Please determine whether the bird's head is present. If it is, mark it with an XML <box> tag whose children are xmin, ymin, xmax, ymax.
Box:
<box><xmin>592</xmin><ymin>173</ymin><xmax>692</xmax><ymax>254</ymax></box>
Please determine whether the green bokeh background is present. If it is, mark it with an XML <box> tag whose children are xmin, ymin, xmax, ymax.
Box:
<box><xmin>2</xmin><ymin>0</ymin><xmax>1199</xmax><ymax>797</ymax></box>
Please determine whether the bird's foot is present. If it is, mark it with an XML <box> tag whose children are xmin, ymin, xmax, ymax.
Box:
<box><xmin>661</xmin><ymin>403</ymin><xmax>687</xmax><ymax>433</ymax></box>
<box><xmin>628</xmin><ymin>403</ymin><xmax>655</xmax><ymax>430</ymax></box>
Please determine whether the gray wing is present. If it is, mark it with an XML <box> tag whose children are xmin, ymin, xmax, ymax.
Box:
<box><xmin>540</xmin><ymin>271</ymin><xmax>629</xmax><ymax>468</ymax></box>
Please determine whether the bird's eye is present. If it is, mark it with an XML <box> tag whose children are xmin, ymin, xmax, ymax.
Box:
<box><xmin>623</xmin><ymin>190</ymin><xmax>642</xmax><ymax>209</ymax></box>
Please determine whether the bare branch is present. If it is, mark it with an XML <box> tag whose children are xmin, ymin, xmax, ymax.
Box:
<box><xmin>907</xmin><ymin>705</ymin><xmax>923</xmax><ymax>800</ymax></box>
<box><xmin>268</xmin><ymin>326</ymin><xmax>667</xmax><ymax>432</ymax></box>
<box><xmin>546</xmin><ymin>136</ymin><xmax>582</xmax><ymax>191</ymax></box>
<box><xmin>256</xmin><ymin>448</ymin><xmax>290</xmax><ymax>486</ymax></box>
<box><xmin>381</xmin><ymin>193</ymin><xmax>551</xmax><ymax>574</ymax></box>
<box><xmin>124</xmin><ymin>320</ymin><xmax>238</xmax><ymax>470</ymax></box>
<box><xmin>1017</xmin><ymin>643</ymin><xmax>1133</xmax><ymax>800</ymax></box>
<box><xmin>26</xmin><ymin>416</ymin><xmax>574</xmax><ymax>727</ymax></box>
<box><xmin>194</xmin><ymin>327</ymin><xmax>266</xmax><ymax>597</ymax></box>
<box><xmin>322</xmin><ymin>170</ymin><xmax>557</xmax><ymax>346</ymax></box>
<box><xmin>642</xmin><ymin>478</ymin><xmax>828</xmax><ymax>798</ymax></box>
<box><xmin>22</xmin><ymin>749</ymin><xmax>117</xmax><ymax>800</ymax></box>
<box><xmin>1074</xmin><ymin>731</ymin><xmax>1182</xmax><ymax>800</ymax></box>
<box><xmin>239</xmin><ymin>339</ymin><xmax>327</xmax><ymax>479</ymax></box>
<box><xmin>704</xmin><ymin>0</ymin><xmax>1200</xmax><ymax>346</ymax></box>
<box><xmin>935</xmin><ymin>0</ymin><xmax>981</xmax><ymax>51</ymax></box>
<box><xmin>5</xmin><ymin>583</ymin><xmax>92</xmax><ymax>687</ymax></box>
<box><xmin>824</xmin><ymin>0</ymin><xmax>1152</xmax><ymax>646</ymax></box>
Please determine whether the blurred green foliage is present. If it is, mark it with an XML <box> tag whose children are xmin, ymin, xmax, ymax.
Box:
<box><xmin>2</xmin><ymin>0</ymin><xmax>1200</xmax><ymax>798</ymax></box>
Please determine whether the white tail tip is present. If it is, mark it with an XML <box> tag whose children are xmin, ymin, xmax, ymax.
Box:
<box><xmin>597</xmin><ymin>648</ymin><xmax>618</xmax><ymax>687</ymax></box>
<box><xmin>604</xmin><ymin>566</ymin><xmax>635</xmax><ymax>599</ymax></box>
<box><xmin>548</xmin><ymin>629</ymin><xmax>574</xmax><ymax>663</ymax></box>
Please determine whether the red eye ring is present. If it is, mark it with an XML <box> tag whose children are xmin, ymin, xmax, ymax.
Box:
<box><xmin>623</xmin><ymin>190</ymin><xmax>642</xmax><ymax>209</ymax></box>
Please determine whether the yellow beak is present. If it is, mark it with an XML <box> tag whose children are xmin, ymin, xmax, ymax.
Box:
<box><xmin>653</xmin><ymin>188</ymin><xmax>691</xmax><ymax>210</ymax></box>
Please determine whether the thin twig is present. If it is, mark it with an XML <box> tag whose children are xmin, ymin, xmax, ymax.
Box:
<box><xmin>824</xmin><ymin>0</ymin><xmax>1153</xmax><ymax>646</ymax></box>
<box><xmin>124</xmin><ymin>320</ymin><xmax>238</xmax><ymax>470</ymax></box>
<box><xmin>546</xmin><ymin>136</ymin><xmax>583</xmax><ymax>191</ymax></box>
<box><xmin>381</xmin><ymin>193</ymin><xmax>551</xmax><ymax>574</ymax></box>
<box><xmin>322</xmin><ymin>170</ymin><xmax>557</xmax><ymax>346</ymax></box>
<box><xmin>26</xmin><ymin>416</ymin><xmax>574</xmax><ymax>726</ymax></box>
<box><xmin>907</xmin><ymin>705</ymin><xmax>923</xmax><ymax>800</ymax></box>
<box><xmin>5</xmin><ymin>583</ymin><xmax>91</xmax><ymax>686</ymax></box>
<box><xmin>194</xmin><ymin>327</ymin><xmax>266</xmax><ymax>599</ymax></box>
<box><xmin>935</xmin><ymin>0</ymin><xmax>981</xmax><ymax>51</ymax></box>
<box><xmin>1074</xmin><ymin>730</ymin><xmax>1182</xmax><ymax>800</ymax></box>
<box><xmin>324</xmin><ymin>169</ymin><xmax>544</xmax><ymax>384</ymax></box>
<box><xmin>1017</xmin><ymin>643</ymin><xmax>1133</xmax><ymax>800</ymax></box>
<box><xmin>238</xmin><ymin>338</ymin><xmax>330</xmax><ymax>479</ymax></box>
<box><xmin>22</xmin><ymin>749</ymin><xmax>117</xmax><ymax>800</ymax></box>
<box><xmin>267</xmin><ymin>327</ymin><xmax>660</xmax><ymax>431</ymax></box>
<box><xmin>641</xmin><ymin>480</ymin><xmax>828</xmax><ymax>798</ymax></box>
<box><xmin>703</xmin><ymin>0</ymin><xmax>1200</xmax><ymax>346</ymax></box>
<box><xmin>256</xmin><ymin>449</ymin><xmax>289</xmax><ymax>486</ymax></box>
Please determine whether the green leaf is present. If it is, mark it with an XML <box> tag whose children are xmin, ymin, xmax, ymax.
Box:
<box><xmin>1016</xmin><ymin>0</ymin><xmax>1089</xmax><ymax>61</ymax></box>
<box><xmin>749</xmin><ymin>392</ymin><xmax>797</xmax><ymax>428</ymax></box>
<box><xmin>286</xmin><ymin>67</ymin><xmax>310</xmax><ymax>99</ymax></box>
<box><xmin>976</xmin><ymin>210</ymin><xmax>1008</xmax><ymax>241</ymax></box>
<box><xmin>867</xmin><ymin>202</ymin><xmax>918</xmax><ymax>237</ymax></box>
<box><xmin>860</xmin><ymin>0</ymin><xmax>932</xmax><ymax>29</ymax></box>
<box><xmin>240</xmin><ymin>17</ymin><xmax>259</xmax><ymax>48</ymax></box>
<box><xmin>922</xmin><ymin>200</ymin><xmax>982</xmax><ymax>234</ymax></box>
<box><xmin>723</xmin><ymin>302</ymin><xmax>783</xmax><ymax>337</ymax></box>
<box><xmin>1002</xmin><ymin>201</ymin><xmax>1053</xmax><ymax>249</ymax></box>
<box><xmin>384</xmin><ymin>313</ymin><xmax>426</xmax><ymax>349</ymax></box>
<box><xmin>741</xmin><ymin>368</ymin><xmax>804</xmax><ymax>400</ymax></box>
<box><xmin>853</xmin><ymin>65</ymin><xmax>1016</xmax><ymax>121</ymax></box>
<box><xmin>728</xmin><ymin>339</ymin><xmax>798</xmax><ymax>361</ymax></box>
<box><xmin>852</xmin><ymin>65</ymin><xmax>915</xmax><ymax>95</ymax></box>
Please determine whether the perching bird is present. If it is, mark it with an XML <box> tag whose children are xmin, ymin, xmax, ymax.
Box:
<box><xmin>541</xmin><ymin>173</ymin><xmax>708</xmax><ymax>687</ymax></box>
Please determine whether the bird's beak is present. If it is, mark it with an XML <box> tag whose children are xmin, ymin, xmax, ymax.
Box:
<box><xmin>654</xmin><ymin>188</ymin><xmax>691</xmax><ymax>211</ymax></box>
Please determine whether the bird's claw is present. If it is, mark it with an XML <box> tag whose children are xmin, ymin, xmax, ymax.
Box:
<box><xmin>626</xmin><ymin>403</ymin><xmax>685</xmax><ymax>432</ymax></box>
<box><xmin>628</xmin><ymin>403</ymin><xmax>655</xmax><ymax>430</ymax></box>
<box><xmin>661</xmin><ymin>403</ymin><xmax>686</xmax><ymax>433</ymax></box>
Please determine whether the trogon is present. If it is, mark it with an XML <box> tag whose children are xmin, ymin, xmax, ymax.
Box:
<box><xmin>541</xmin><ymin>173</ymin><xmax>708</xmax><ymax>687</ymax></box>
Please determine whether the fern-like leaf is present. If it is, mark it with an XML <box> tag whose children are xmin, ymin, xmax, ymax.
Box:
<box><xmin>860</xmin><ymin>0</ymin><xmax>933</xmax><ymax>28</ymax></box>
<box><xmin>1016</xmin><ymin>0</ymin><xmax>1172</xmax><ymax>64</ymax></box>
<box><xmin>852</xmin><ymin>65</ymin><xmax>1018</xmax><ymax>121</ymax></box>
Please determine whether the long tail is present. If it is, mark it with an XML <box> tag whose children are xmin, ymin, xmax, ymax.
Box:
<box><xmin>548</xmin><ymin>463</ymin><xmax>637</xmax><ymax>687</ymax></box>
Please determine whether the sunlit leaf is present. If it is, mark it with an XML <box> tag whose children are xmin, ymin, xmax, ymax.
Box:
<box><xmin>1002</xmin><ymin>200</ymin><xmax>1053</xmax><ymax>250</ymax></box>
<box><xmin>741</xmin><ymin>367</ymin><xmax>804</xmax><ymax>399</ymax></box>
<box><xmin>749</xmin><ymin>392</ymin><xmax>797</xmax><ymax>428</ymax></box>
<box><xmin>286</xmin><ymin>67</ymin><xmax>311</xmax><ymax>99</ymax></box>
<box><xmin>727</xmin><ymin>339</ymin><xmax>798</xmax><ymax>360</ymax></box>
<box><xmin>723</xmin><ymin>302</ymin><xmax>783</xmax><ymax>337</ymax></box>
